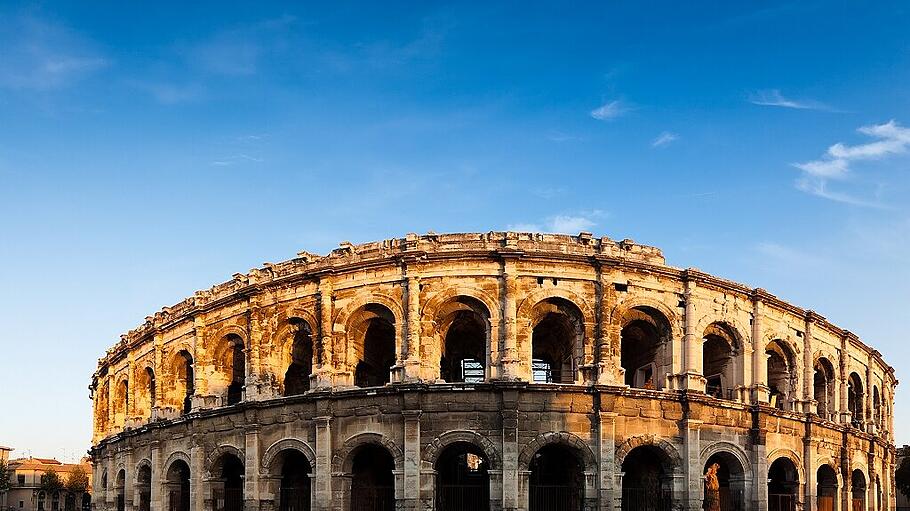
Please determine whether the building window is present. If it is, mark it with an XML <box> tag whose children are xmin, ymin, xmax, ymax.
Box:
<box><xmin>19</xmin><ymin>501</ymin><xmax>24</xmax><ymax>508</ymax></box>
<box><xmin>17</xmin><ymin>474</ymin><xmax>25</xmax><ymax>485</ymax></box>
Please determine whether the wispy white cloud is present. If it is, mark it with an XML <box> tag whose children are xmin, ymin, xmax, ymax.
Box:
<box><xmin>651</xmin><ymin>131</ymin><xmax>679</xmax><ymax>148</ymax></box>
<box><xmin>0</xmin><ymin>15</ymin><xmax>107</xmax><ymax>91</ymax></box>
<box><xmin>508</xmin><ymin>210</ymin><xmax>606</xmax><ymax>234</ymax></box>
<box><xmin>211</xmin><ymin>154</ymin><xmax>264</xmax><ymax>166</ymax></box>
<box><xmin>792</xmin><ymin>120</ymin><xmax>910</xmax><ymax>207</ymax></box>
<box><xmin>590</xmin><ymin>100</ymin><xmax>630</xmax><ymax>121</ymax></box>
<box><xmin>748</xmin><ymin>89</ymin><xmax>831</xmax><ymax>111</ymax></box>
<box><xmin>131</xmin><ymin>81</ymin><xmax>204</xmax><ymax>104</ymax></box>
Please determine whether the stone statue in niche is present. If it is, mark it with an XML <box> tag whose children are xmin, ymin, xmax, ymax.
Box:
<box><xmin>704</xmin><ymin>462</ymin><xmax>721</xmax><ymax>511</ymax></box>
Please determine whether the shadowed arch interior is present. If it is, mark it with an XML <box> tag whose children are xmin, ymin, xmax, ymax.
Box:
<box><xmin>851</xmin><ymin>469</ymin><xmax>867</xmax><ymax>510</ymax></box>
<box><xmin>350</xmin><ymin>304</ymin><xmax>396</xmax><ymax>388</ymax></box>
<box><xmin>137</xmin><ymin>464</ymin><xmax>151</xmax><ymax>511</ymax></box>
<box><xmin>620</xmin><ymin>306</ymin><xmax>671</xmax><ymax>389</ymax></box>
<box><xmin>848</xmin><ymin>372</ymin><xmax>865</xmax><ymax>428</ymax></box>
<box><xmin>766</xmin><ymin>340</ymin><xmax>796</xmax><ymax>410</ymax></box>
<box><xmin>274</xmin><ymin>449</ymin><xmax>311</xmax><ymax>511</ymax></box>
<box><xmin>438</xmin><ymin>296</ymin><xmax>490</xmax><ymax>383</ymax></box>
<box><xmin>768</xmin><ymin>457</ymin><xmax>798</xmax><ymax>511</ymax></box>
<box><xmin>166</xmin><ymin>459</ymin><xmax>190</xmax><ymax>511</ymax></box>
<box><xmin>703</xmin><ymin>451</ymin><xmax>746</xmax><ymax>511</ymax></box>
<box><xmin>435</xmin><ymin>441</ymin><xmax>490</xmax><ymax>511</ymax></box>
<box><xmin>349</xmin><ymin>443</ymin><xmax>395</xmax><ymax>511</ymax></box>
<box><xmin>530</xmin><ymin>444</ymin><xmax>584</xmax><ymax>511</ymax></box>
<box><xmin>621</xmin><ymin>445</ymin><xmax>673</xmax><ymax>511</ymax></box>
<box><xmin>284</xmin><ymin>319</ymin><xmax>314</xmax><ymax>396</ymax></box>
<box><xmin>817</xmin><ymin>464</ymin><xmax>837</xmax><ymax>511</ymax></box>
<box><xmin>702</xmin><ymin>322</ymin><xmax>740</xmax><ymax>400</ymax></box>
<box><xmin>531</xmin><ymin>297</ymin><xmax>583</xmax><ymax>384</ymax></box>
<box><xmin>814</xmin><ymin>357</ymin><xmax>836</xmax><ymax>419</ymax></box>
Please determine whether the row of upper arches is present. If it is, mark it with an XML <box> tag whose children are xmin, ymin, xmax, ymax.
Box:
<box><xmin>94</xmin><ymin>293</ymin><xmax>891</xmax><ymax>436</ymax></box>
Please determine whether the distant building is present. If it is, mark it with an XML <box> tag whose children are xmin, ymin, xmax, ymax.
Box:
<box><xmin>0</xmin><ymin>447</ymin><xmax>11</xmax><ymax>465</ymax></box>
<box><xmin>1</xmin><ymin>455</ymin><xmax>91</xmax><ymax>511</ymax></box>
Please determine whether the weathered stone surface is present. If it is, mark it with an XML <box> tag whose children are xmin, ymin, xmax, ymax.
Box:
<box><xmin>88</xmin><ymin>232</ymin><xmax>897</xmax><ymax>511</ymax></box>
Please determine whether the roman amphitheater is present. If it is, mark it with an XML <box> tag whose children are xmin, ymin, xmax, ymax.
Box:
<box><xmin>89</xmin><ymin>232</ymin><xmax>897</xmax><ymax>511</ymax></box>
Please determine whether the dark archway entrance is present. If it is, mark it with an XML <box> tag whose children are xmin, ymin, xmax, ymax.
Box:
<box><xmin>620</xmin><ymin>307</ymin><xmax>670</xmax><ymax>389</ymax></box>
<box><xmin>277</xmin><ymin>450</ymin><xmax>311</xmax><ymax>511</ymax></box>
<box><xmin>817</xmin><ymin>464</ymin><xmax>837</xmax><ymax>511</ymax></box>
<box><xmin>851</xmin><ymin>470</ymin><xmax>866</xmax><ymax>511</ymax></box>
<box><xmin>352</xmin><ymin>305</ymin><xmax>396</xmax><ymax>388</ymax></box>
<box><xmin>703</xmin><ymin>452</ymin><xmax>745</xmax><ymax>511</ymax></box>
<box><xmin>350</xmin><ymin>444</ymin><xmax>395</xmax><ymax>511</ymax></box>
<box><xmin>435</xmin><ymin>442</ymin><xmax>490</xmax><ymax>511</ymax></box>
<box><xmin>166</xmin><ymin>460</ymin><xmax>191</xmax><ymax>511</ymax></box>
<box><xmin>213</xmin><ymin>453</ymin><xmax>244</xmax><ymax>511</ymax></box>
<box><xmin>814</xmin><ymin>358</ymin><xmax>836</xmax><ymax>419</ymax></box>
<box><xmin>439</xmin><ymin>298</ymin><xmax>488</xmax><ymax>383</ymax></box>
<box><xmin>529</xmin><ymin>444</ymin><xmax>583</xmax><ymax>511</ymax></box>
<box><xmin>768</xmin><ymin>458</ymin><xmax>798</xmax><ymax>511</ymax></box>
<box><xmin>137</xmin><ymin>464</ymin><xmax>152</xmax><ymax>511</ymax></box>
<box><xmin>285</xmin><ymin>321</ymin><xmax>314</xmax><ymax>396</ymax></box>
<box><xmin>531</xmin><ymin>298</ymin><xmax>582</xmax><ymax>384</ymax></box>
<box><xmin>115</xmin><ymin>470</ymin><xmax>125</xmax><ymax>511</ymax></box>
<box><xmin>621</xmin><ymin>446</ymin><xmax>672</xmax><ymax>511</ymax></box>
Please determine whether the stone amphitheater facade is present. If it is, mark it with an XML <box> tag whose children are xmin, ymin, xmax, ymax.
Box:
<box><xmin>88</xmin><ymin>232</ymin><xmax>898</xmax><ymax>511</ymax></box>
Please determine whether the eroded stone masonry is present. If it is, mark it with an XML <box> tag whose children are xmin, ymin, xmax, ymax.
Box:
<box><xmin>89</xmin><ymin>232</ymin><xmax>898</xmax><ymax>511</ymax></box>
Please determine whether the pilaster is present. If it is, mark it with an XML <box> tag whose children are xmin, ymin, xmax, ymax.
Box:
<box><xmin>314</xmin><ymin>416</ymin><xmax>332</xmax><ymax>511</ymax></box>
<box><xmin>501</xmin><ymin>390</ymin><xmax>520</xmax><ymax>511</ymax></box>
<box><xmin>750</xmin><ymin>293</ymin><xmax>769</xmax><ymax>404</ymax></box>
<box><xmin>314</xmin><ymin>279</ymin><xmax>334</xmax><ymax>389</ymax></box>
<box><xmin>402</xmin><ymin>409</ymin><xmax>421</xmax><ymax>510</ymax></box>
<box><xmin>500</xmin><ymin>259</ymin><xmax>521</xmax><ymax>381</ymax></box>
<box><xmin>680</xmin><ymin>275</ymin><xmax>706</xmax><ymax>392</ymax></box>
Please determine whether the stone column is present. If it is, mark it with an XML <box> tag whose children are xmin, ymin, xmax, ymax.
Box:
<box><xmin>681</xmin><ymin>274</ymin><xmax>706</xmax><ymax>392</ymax></box>
<box><xmin>501</xmin><ymin>390</ymin><xmax>520</xmax><ymax>511</ymax></box>
<box><xmin>153</xmin><ymin>333</ymin><xmax>163</xmax><ymax>419</ymax></box>
<box><xmin>500</xmin><ymin>259</ymin><xmax>521</xmax><ymax>381</ymax></box>
<box><xmin>803</xmin><ymin>429</ymin><xmax>815</xmax><ymax>511</ymax></box>
<box><xmin>403</xmin><ymin>274</ymin><xmax>422</xmax><ymax>381</ymax></box>
<box><xmin>683</xmin><ymin>419</ymin><xmax>703</xmax><ymax>510</ymax></box>
<box><xmin>150</xmin><ymin>442</ymin><xmax>162</xmax><ymax>511</ymax></box>
<box><xmin>402</xmin><ymin>410</ymin><xmax>421</xmax><ymax>510</ymax></box>
<box><xmin>246</xmin><ymin>295</ymin><xmax>264</xmax><ymax>400</ymax></box>
<box><xmin>245</xmin><ymin>424</ymin><xmax>261</xmax><ymax>511</ymax></box>
<box><xmin>123</xmin><ymin>448</ymin><xmax>135</xmax><ymax>511</ymax></box>
<box><xmin>597</xmin><ymin>407</ymin><xmax>618</xmax><ymax>511</ymax></box>
<box><xmin>803</xmin><ymin>314</ymin><xmax>817</xmax><ymax>414</ymax></box>
<box><xmin>596</xmin><ymin>265</ymin><xmax>621</xmax><ymax>386</ymax></box>
<box><xmin>191</xmin><ymin>437</ymin><xmax>205</xmax><ymax>511</ymax></box>
<box><xmin>192</xmin><ymin>317</ymin><xmax>212</xmax><ymax>410</ymax></box>
<box><xmin>314</xmin><ymin>416</ymin><xmax>332</xmax><ymax>511</ymax></box>
<box><xmin>751</xmin><ymin>293</ymin><xmax>769</xmax><ymax>404</ymax></box>
<box><xmin>839</xmin><ymin>336</ymin><xmax>850</xmax><ymax>424</ymax></box>
<box><xmin>865</xmin><ymin>357</ymin><xmax>874</xmax><ymax>431</ymax></box>
<box><xmin>315</xmin><ymin>279</ymin><xmax>334</xmax><ymax>389</ymax></box>
<box><xmin>126</xmin><ymin>358</ymin><xmax>136</xmax><ymax>424</ymax></box>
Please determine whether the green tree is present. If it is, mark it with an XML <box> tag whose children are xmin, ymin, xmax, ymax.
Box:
<box><xmin>0</xmin><ymin>460</ymin><xmax>10</xmax><ymax>493</ymax></box>
<box><xmin>64</xmin><ymin>466</ymin><xmax>89</xmax><ymax>493</ymax></box>
<box><xmin>897</xmin><ymin>455</ymin><xmax>910</xmax><ymax>499</ymax></box>
<box><xmin>40</xmin><ymin>469</ymin><xmax>63</xmax><ymax>492</ymax></box>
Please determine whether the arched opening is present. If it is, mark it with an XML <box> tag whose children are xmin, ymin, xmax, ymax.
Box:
<box><xmin>851</xmin><ymin>470</ymin><xmax>867</xmax><ymax>511</ymax></box>
<box><xmin>848</xmin><ymin>372</ymin><xmax>864</xmax><ymax>428</ymax></box>
<box><xmin>115</xmin><ymin>470</ymin><xmax>125</xmax><ymax>511</ymax></box>
<box><xmin>702</xmin><ymin>323</ymin><xmax>740</xmax><ymax>400</ymax></box>
<box><xmin>213</xmin><ymin>334</ymin><xmax>245</xmax><ymax>406</ymax></box>
<box><xmin>275</xmin><ymin>450</ymin><xmax>311</xmax><ymax>511</ymax></box>
<box><xmin>166</xmin><ymin>459</ymin><xmax>191</xmax><ymax>511</ymax></box>
<box><xmin>349</xmin><ymin>444</ymin><xmax>395</xmax><ymax>511</ymax></box>
<box><xmin>816</xmin><ymin>464</ymin><xmax>837</xmax><ymax>511</ymax></box>
<box><xmin>65</xmin><ymin>493</ymin><xmax>75</xmax><ymax>511</ymax></box>
<box><xmin>115</xmin><ymin>380</ymin><xmax>129</xmax><ymax>425</ymax></box>
<box><xmin>621</xmin><ymin>445</ymin><xmax>672</xmax><ymax>511</ymax></box>
<box><xmin>620</xmin><ymin>307</ymin><xmax>670</xmax><ymax>390</ymax></box>
<box><xmin>703</xmin><ymin>451</ymin><xmax>746</xmax><ymax>511</ymax></box>
<box><xmin>531</xmin><ymin>298</ymin><xmax>582</xmax><ymax>384</ymax></box>
<box><xmin>137</xmin><ymin>464</ymin><xmax>152</xmax><ymax>511</ymax></box>
<box><xmin>768</xmin><ymin>457</ymin><xmax>798</xmax><ymax>511</ymax></box>
<box><xmin>284</xmin><ymin>320</ymin><xmax>314</xmax><ymax>396</ymax></box>
<box><xmin>96</xmin><ymin>383</ymin><xmax>109</xmax><ymax>432</ymax></box>
<box><xmin>814</xmin><ymin>358</ymin><xmax>836</xmax><ymax>419</ymax></box>
<box><xmin>875</xmin><ymin>476</ymin><xmax>882</xmax><ymax>511</ymax></box>
<box><xmin>37</xmin><ymin>492</ymin><xmax>45</xmax><ymax>511</ymax></box>
<box><xmin>143</xmin><ymin>367</ymin><xmax>156</xmax><ymax>415</ymax></box>
<box><xmin>351</xmin><ymin>304</ymin><xmax>396</xmax><ymax>388</ymax></box>
<box><xmin>81</xmin><ymin>494</ymin><xmax>91</xmax><ymax>511</ymax></box>
<box><xmin>529</xmin><ymin>444</ymin><xmax>583</xmax><ymax>511</ymax></box>
<box><xmin>766</xmin><ymin>340</ymin><xmax>796</xmax><ymax>410</ymax></box>
<box><xmin>174</xmin><ymin>350</ymin><xmax>195</xmax><ymax>415</ymax></box>
<box><xmin>435</xmin><ymin>442</ymin><xmax>490</xmax><ymax>511</ymax></box>
<box><xmin>439</xmin><ymin>297</ymin><xmax>489</xmax><ymax>383</ymax></box>
<box><xmin>873</xmin><ymin>386</ymin><xmax>881</xmax><ymax>429</ymax></box>
<box><xmin>212</xmin><ymin>453</ymin><xmax>244</xmax><ymax>511</ymax></box>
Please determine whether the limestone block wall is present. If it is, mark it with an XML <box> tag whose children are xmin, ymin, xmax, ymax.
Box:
<box><xmin>88</xmin><ymin>232</ymin><xmax>898</xmax><ymax>511</ymax></box>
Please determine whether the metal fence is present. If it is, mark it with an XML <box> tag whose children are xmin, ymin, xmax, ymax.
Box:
<box><xmin>278</xmin><ymin>487</ymin><xmax>311</xmax><ymax>511</ymax></box>
<box><xmin>436</xmin><ymin>483</ymin><xmax>490</xmax><ymax>511</ymax></box>
<box><xmin>212</xmin><ymin>488</ymin><xmax>244</xmax><ymax>511</ymax></box>
<box><xmin>768</xmin><ymin>493</ymin><xmax>796</xmax><ymax>511</ymax></box>
<box><xmin>528</xmin><ymin>484</ymin><xmax>582</xmax><ymax>511</ymax></box>
<box><xmin>350</xmin><ymin>484</ymin><xmax>395</xmax><ymax>511</ymax></box>
<box><xmin>621</xmin><ymin>488</ymin><xmax>672</xmax><ymax>511</ymax></box>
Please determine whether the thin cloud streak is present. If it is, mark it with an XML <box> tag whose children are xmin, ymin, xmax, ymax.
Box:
<box><xmin>652</xmin><ymin>131</ymin><xmax>679</xmax><ymax>148</ymax></box>
<box><xmin>508</xmin><ymin>211</ymin><xmax>606</xmax><ymax>234</ymax></box>
<box><xmin>748</xmin><ymin>89</ymin><xmax>833</xmax><ymax>111</ymax></box>
<box><xmin>590</xmin><ymin>100</ymin><xmax>630</xmax><ymax>121</ymax></box>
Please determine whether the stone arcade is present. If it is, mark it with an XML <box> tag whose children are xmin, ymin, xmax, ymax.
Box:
<box><xmin>89</xmin><ymin>232</ymin><xmax>898</xmax><ymax>511</ymax></box>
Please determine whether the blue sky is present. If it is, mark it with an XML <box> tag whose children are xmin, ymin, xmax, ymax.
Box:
<box><xmin>1</xmin><ymin>1</ymin><xmax>909</xmax><ymax>459</ymax></box>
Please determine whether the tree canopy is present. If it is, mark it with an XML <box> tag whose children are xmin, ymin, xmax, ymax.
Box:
<box><xmin>65</xmin><ymin>466</ymin><xmax>89</xmax><ymax>493</ymax></box>
<box><xmin>41</xmin><ymin>469</ymin><xmax>63</xmax><ymax>492</ymax></box>
<box><xmin>0</xmin><ymin>460</ymin><xmax>10</xmax><ymax>493</ymax></box>
<box><xmin>897</xmin><ymin>455</ymin><xmax>910</xmax><ymax>499</ymax></box>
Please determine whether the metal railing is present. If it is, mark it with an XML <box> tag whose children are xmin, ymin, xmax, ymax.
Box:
<box><xmin>621</xmin><ymin>488</ymin><xmax>672</xmax><ymax>511</ymax></box>
<box><xmin>436</xmin><ymin>483</ymin><xmax>490</xmax><ymax>511</ymax></box>
<box><xmin>278</xmin><ymin>487</ymin><xmax>311</xmax><ymax>511</ymax></box>
<box><xmin>768</xmin><ymin>493</ymin><xmax>796</xmax><ymax>511</ymax></box>
<box><xmin>350</xmin><ymin>484</ymin><xmax>394</xmax><ymax>511</ymax></box>
<box><xmin>529</xmin><ymin>484</ymin><xmax>582</xmax><ymax>511</ymax></box>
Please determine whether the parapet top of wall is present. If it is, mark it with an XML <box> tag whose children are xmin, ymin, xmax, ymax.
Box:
<box><xmin>91</xmin><ymin>231</ymin><xmax>894</xmax><ymax>381</ymax></box>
